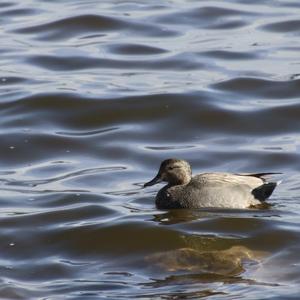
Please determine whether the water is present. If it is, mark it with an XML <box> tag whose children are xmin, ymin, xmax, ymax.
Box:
<box><xmin>0</xmin><ymin>0</ymin><xmax>300</xmax><ymax>299</ymax></box>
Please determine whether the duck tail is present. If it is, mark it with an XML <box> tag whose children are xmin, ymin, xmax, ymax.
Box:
<box><xmin>252</xmin><ymin>182</ymin><xmax>278</xmax><ymax>201</ymax></box>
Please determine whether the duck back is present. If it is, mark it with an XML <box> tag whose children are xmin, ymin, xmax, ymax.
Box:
<box><xmin>156</xmin><ymin>172</ymin><xmax>277</xmax><ymax>209</ymax></box>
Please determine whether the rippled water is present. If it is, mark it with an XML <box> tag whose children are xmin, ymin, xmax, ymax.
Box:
<box><xmin>1</xmin><ymin>0</ymin><xmax>300</xmax><ymax>299</ymax></box>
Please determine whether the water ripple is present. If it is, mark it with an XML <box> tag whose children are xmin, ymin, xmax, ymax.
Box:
<box><xmin>1</xmin><ymin>0</ymin><xmax>300</xmax><ymax>299</ymax></box>
<box><xmin>261</xmin><ymin>19</ymin><xmax>300</xmax><ymax>33</ymax></box>
<box><xmin>13</xmin><ymin>14</ymin><xmax>179</xmax><ymax>41</ymax></box>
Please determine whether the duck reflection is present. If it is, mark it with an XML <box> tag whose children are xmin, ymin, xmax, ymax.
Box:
<box><xmin>146</xmin><ymin>245</ymin><xmax>266</xmax><ymax>276</ymax></box>
<box><xmin>152</xmin><ymin>209</ymin><xmax>209</xmax><ymax>224</ymax></box>
<box><xmin>152</xmin><ymin>207</ymin><xmax>274</xmax><ymax>225</ymax></box>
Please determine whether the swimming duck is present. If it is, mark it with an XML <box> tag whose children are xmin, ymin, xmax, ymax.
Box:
<box><xmin>144</xmin><ymin>159</ymin><xmax>280</xmax><ymax>209</ymax></box>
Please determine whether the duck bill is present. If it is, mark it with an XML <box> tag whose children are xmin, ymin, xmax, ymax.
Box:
<box><xmin>144</xmin><ymin>174</ymin><xmax>162</xmax><ymax>187</ymax></box>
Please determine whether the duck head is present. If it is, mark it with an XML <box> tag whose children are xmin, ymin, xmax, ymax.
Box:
<box><xmin>144</xmin><ymin>159</ymin><xmax>192</xmax><ymax>187</ymax></box>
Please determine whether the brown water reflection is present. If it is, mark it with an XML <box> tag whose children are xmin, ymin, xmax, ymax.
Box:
<box><xmin>146</xmin><ymin>246</ymin><xmax>266</xmax><ymax>275</ymax></box>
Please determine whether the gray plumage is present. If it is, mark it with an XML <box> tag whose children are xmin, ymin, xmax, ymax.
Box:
<box><xmin>144</xmin><ymin>159</ymin><xmax>280</xmax><ymax>209</ymax></box>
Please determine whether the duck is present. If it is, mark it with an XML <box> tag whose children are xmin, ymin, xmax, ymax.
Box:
<box><xmin>144</xmin><ymin>158</ymin><xmax>280</xmax><ymax>209</ymax></box>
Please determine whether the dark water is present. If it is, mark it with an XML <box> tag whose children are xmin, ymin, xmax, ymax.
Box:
<box><xmin>1</xmin><ymin>0</ymin><xmax>300</xmax><ymax>299</ymax></box>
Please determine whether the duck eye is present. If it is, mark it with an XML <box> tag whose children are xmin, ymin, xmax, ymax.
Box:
<box><xmin>168</xmin><ymin>165</ymin><xmax>179</xmax><ymax>171</ymax></box>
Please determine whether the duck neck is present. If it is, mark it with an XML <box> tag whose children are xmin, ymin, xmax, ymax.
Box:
<box><xmin>169</xmin><ymin>173</ymin><xmax>191</xmax><ymax>186</ymax></box>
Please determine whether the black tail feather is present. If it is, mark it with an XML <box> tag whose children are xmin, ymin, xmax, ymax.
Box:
<box><xmin>252</xmin><ymin>182</ymin><xmax>277</xmax><ymax>201</ymax></box>
<box><xmin>238</xmin><ymin>172</ymin><xmax>282</xmax><ymax>183</ymax></box>
<box><xmin>248</xmin><ymin>172</ymin><xmax>282</xmax><ymax>178</ymax></box>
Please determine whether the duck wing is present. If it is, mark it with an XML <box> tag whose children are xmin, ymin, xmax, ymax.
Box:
<box><xmin>196</xmin><ymin>172</ymin><xmax>264</xmax><ymax>189</ymax></box>
<box><xmin>237</xmin><ymin>172</ymin><xmax>282</xmax><ymax>182</ymax></box>
<box><xmin>190</xmin><ymin>172</ymin><xmax>280</xmax><ymax>206</ymax></box>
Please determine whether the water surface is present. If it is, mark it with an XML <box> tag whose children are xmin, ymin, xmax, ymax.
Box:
<box><xmin>0</xmin><ymin>0</ymin><xmax>300</xmax><ymax>299</ymax></box>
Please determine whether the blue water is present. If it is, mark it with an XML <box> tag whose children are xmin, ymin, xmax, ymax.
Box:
<box><xmin>0</xmin><ymin>0</ymin><xmax>300</xmax><ymax>299</ymax></box>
